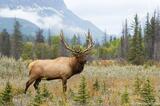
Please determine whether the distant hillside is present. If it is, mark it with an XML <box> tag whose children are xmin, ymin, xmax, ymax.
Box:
<box><xmin>0</xmin><ymin>17</ymin><xmax>38</xmax><ymax>36</ymax></box>
<box><xmin>0</xmin><ymin>0</ymin><xmax>105</xmax><ymax>41</ymax></box>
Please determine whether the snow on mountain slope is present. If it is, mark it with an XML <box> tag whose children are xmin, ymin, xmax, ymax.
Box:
<box><xmin>0</xmin><ymin>0</ymin><xmax>104</xmax><ymax>39</ymax></box>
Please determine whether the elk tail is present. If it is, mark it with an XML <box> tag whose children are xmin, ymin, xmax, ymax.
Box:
<box><xmin>28</xmin><ymin>61</ymin><xmax>38</xmax><ymax>75</ymax></box>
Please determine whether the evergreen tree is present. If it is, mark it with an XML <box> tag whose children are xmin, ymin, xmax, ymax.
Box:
<box><xmin>11</xmin><ymin>20</ymin><xmax>23</xmax><ymax>59</ymax></box>
<box><xmin>120</xmin><ymin>34</ymin><xmax>125</xmax><ymax>58</ymax></box>
<box><xmin>0</xmin><ymin>81</ymin><xmax>13</xmax><ymax>106</ymax></box>
<box><xmin>21</xmin><ymin>42</ymin><xmax>34</xmax><ymax>60</ymax></box>
<box><xmin>144</xmin><ymin>13</ymin><xmax>152</xmax><ymax>59</ymax></box>
<box><xmin>35</xmin><ymin>29</ymin><xmax>44</xmax><ymax>43</ymax></box>
<box><xmin>153</xmin><ymin>10</ymin><xmax>160</xmax><ymax>60</ymax></box>
<box><xmin>150</xmin><ymin>13</ymin><xmax>156</xmax><ymax>60</ymax></box>
<box><xmin>128</xmin><ymin>14</ymin><xmax>144</xmax><ymax>65</ymax></box>
<box><xmin>103</xmin><ymin>31</ymin><xmax>107</xmax><ymax>45</ymax></box>
<box><xmin>0</xmin><ymin>29</ymin><xmax>11</xmax><ymax>57</ymax></box>
<box><xmin>71</xmin><ymin>34</ymin><xmax>78</xmax><ymax>46</ymax></box>
<box><xmin>110</xmin><ymin>36</ymin><xmax>113</xmax><ymax>42</ymax></box>
<box><xmin>47</xmin><ymin>29</ymin><xmax>52</xmax><ymax>46</ymax></box>
<box><xmin>34</xmin><ymin>29</ymin><xmax>46</xmax><ymax>59</ymax></box>
<box><xmin>136</xmin><ymin>26</ymin><xmax>144</xmax><ymax>64</ymax></box>
<box><xmin>134</xmin><ymin>76</ymin><xmax>142</xmax><ymax>95</ymax></box>
<box><xmin>74</xmin><ymin>76</ymin><xmax>89</xmax><ymax>105</ymax></box>
<box><xmin>52</xmin><ymin>35</ymin><xmax>61</xmax><ymax>58</ymax></box>
<box><xmin>121</xmin><ymin>87</ymin><xmax>130</xmax><ymax>106</ymax></box>
<box><xmin>120</xmin><ymin>20</ymin><xmax>129</xmax><ymax>59</ymax></box>
<box><xmin>140</xmin><ymin>79</ymin><xmax>156</xmax><ymax>106</ymax></box>
<box><xmin>93</xmin><ymin>79</ymin><xmax>100</xmax><ymax>91</ymax></box>
<box><xmin>32</xmin><ymin>88</ymin><xmax>43</xmax><ymax>106</ymax></box>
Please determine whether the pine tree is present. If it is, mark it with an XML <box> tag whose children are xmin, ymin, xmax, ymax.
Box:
<box><xmin>32</xmin><ymin>88</ymin><xmax>43</xmax><ymax>106</ymax></box>
<box><xmin>35</xmin><ymin>29</ymin><xmax>44</xmax><ymax>43</ymax></box>
<box><xmin>150</xmin><ymin>13</ymin><xmax>156</xmax><ymax>60</ymax></box>
<box><xmin>134</xmin><ymin>76</ymin><xmax>142</xmax><ymax>95</ymax></box>
<box><xmin>71</xmin><ymin>34</ymin><xmax>78</xmax><ymax>46</ymax></box>
<box><xmin>110</xmin><ymin>36</ymin><xmax>113</xmax><ymax>42</ymax></box>
<box><xmin>32</xmin><ymin>85</ymin><xmax>52</xmax><ymax>106</ymax></box>
<box><xmin>41</xmin><ymin>84</ymin><xmax>50</xmax><ymax>98</ymax></box>
<box><xmin>121</xmin><ymin>87</ymin><xmax>130</xmax><ymax>106</ymax></box>
<box><xmin>144</xmin><ymin>13</ymin><xmax>152</xmax><ymax>59</ymax></box>
<box><xmin>11</xmin><ymin>20</ymin><xmax>23</xmax><ymax>59</ymax></box>
<box><xmin>47</xmin><ymin>29</ymin><xmax>52</xmax><ymax>46</ymax></box>
<box><xmin>0</xmin><ymin>29</ymin><xmax>11</xmax><ymax>57</ymax></box>
<box><xmin>103</xmin><ymin>31</ymin><xmax>107</xmax><ymax>45</ymax></box>
<box><xmin>74</xmin><ymin>76</ymin><xmax>89</xmax><ymax>105</ymax></box>
<box><xmin>153</xmin><ymin>10</ymin><xmax>160</xmax><ymax>60</ymax></box>
<box><xmin>0</xmin><ymin>81</ymin><xmax>13</xmax><ymax>105</ymax></box>
<box><xmin>128</xmin><ymin>14</ymin><xmax>144</xmax><ymax>65</ymax></box>
<box><xmin>140</xmin><ymin>79</ymin><xmax>156</xmax><ymax>106</ymax></box>
<box><xmin>136</xmin><ymin>26</ymin><xmax>144</xmax><ymax>64</ymax></box>
<box><xmin>93</xmin><ymin>79</ymin><xmax>100</xmax><ymax>91</ymax></box>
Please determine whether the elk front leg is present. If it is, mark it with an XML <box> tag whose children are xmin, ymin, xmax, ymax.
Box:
<box><xmin>62</xmin><ymin>79</ymin><xmax>67</xmax><ymax>101</ymax></box>
<box><xmin>62</xmin><ymin>79</ymin><xmax>67</xmax><ymax>93</ymax></box>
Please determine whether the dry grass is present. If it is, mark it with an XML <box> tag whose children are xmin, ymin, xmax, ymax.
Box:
<box><xmin>0</xmin><ymin>56</ymin><xmax>160</xmax><ymax>105</ymax></box>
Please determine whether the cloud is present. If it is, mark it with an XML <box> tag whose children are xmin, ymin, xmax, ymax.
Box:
<box><xmin>0</xmin><ymin>8</ymin><xmax>62</xmax><ymax>28</ymax></box>
<box><xmin>0</xmin><ymin>7</ymin><xmax>86</xmax><ymax>34</ymax></box>
<box><xmin>64</xmin><ymin>0</ymin><xmax>160</xmax><ymax>35</ymax></box>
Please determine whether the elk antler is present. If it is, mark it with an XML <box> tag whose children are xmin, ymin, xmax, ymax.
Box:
<box><xmin>81</xmin><ymin>31</ymin><xmax>94</xmax><ymax>54</ymax></box>
<box><xmin>60</xmin><ymin>31</ymin><xmax>80</xmax><ymax>54</ymax></box>
<box><xmin>60</xmin><ymin>30</ymin><xmax>94</xmax><ymax>56</ymax></box>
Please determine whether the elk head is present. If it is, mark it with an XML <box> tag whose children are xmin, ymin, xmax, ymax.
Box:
<box><xmin>60</xmin><ymin>31</ymin><xmax>94</xmax><ymax>65</ymax></box>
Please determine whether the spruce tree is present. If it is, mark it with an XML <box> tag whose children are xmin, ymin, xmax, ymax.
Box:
<box><xmin>121</xmin><ymin>87</ymin><xmax>130</xmax><ymax>106</ymax></box>
<box><xmin>150</xmin><ymin>13</ymin><xmax>156</xmax><ymax>60</ymax></box>
<box><xmin>0</xmin><ymin>29</ymin><xmax>11</xmax><ymax>57</ymax></box>
<box><xmin>32</xmin><ymin>88</ymin><xmax>43</xmax><ymax>106</ymax></box>
<box><xmin>128</xmin><ymin>14</ymin><xmax>144</xmax><ymax>65</ymax></box>
<box><xmin>144</xmin><ymin>13</ymin><xmax>152</xmax><ymax>59</ymax></box>
<box><xmin>93</xmin><ymin>79</ymin><xmax>100</xmax><ymax>91</ymax></box>
<box><xmin>0</xmin><ymin>81</ymin><xmax>13</xmax><ymax>105</ymax></box>
<box><xmin>134</xmin><ymin>76</ymin><xmax>142</xmax><ymax>95</ymax></box>
<box><xmin>12</xmin><ymin>20</ymin><xmax>23</xmax><ymax>60</ymax></box>
<box><xmin>35</xmin><ymin>29</ymin><xmax>44</xmax><ymax>43</ymax></box>
<box><xmin>74</xmin><ymin>76</ymin><xmax>89</xmax><ymax>105</ymax></box>
<box><xmin>120</xmin><ymin>19</ymin><xmax>129</xmax><ymax>59</ymax></box>
<box><xmin>136</xmin><ymin>26</ymin><xmax>144</xmax><ymax>64</ymax></box>
<box><xmin>140</xmin><ymin>79</ymin><xmax>156</xmax><ymax>106</ymax></box>
<box><xmin>47</xmin><ymin>29</ymin><xmax>52</xmax><ymax>47</ymax></box>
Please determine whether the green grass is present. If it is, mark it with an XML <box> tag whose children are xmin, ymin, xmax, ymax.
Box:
<box><xmin>0</xmin><ymin>56</ymin><xmax>160</xmax><ymax>105</ymax></box>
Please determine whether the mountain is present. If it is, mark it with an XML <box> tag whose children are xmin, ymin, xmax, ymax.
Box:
<box><xmin>0</xmin><ymin>0</ymin><xmax>104</xmax><ymax>40</ymax></box>
<box><xmin>0</xmin><ymin>17</ymin><xmax>38</xmax><ymax>35</ymax></box>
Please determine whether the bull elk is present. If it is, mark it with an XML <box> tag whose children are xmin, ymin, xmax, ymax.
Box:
<box><xmin>24</xmin><ymin>31</ymin><xmax>94</xmax><ymax>94</ymax></box>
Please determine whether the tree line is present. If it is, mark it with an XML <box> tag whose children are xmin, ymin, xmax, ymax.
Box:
<box><xmin>119</xmin><ymin>11</ymin><xmax>160</xmax><ymax>65</ymax></box>
<box><xmin>0</xmin><ymin>10</ymin><xmax>160</xmax><ymax>65</ymax></box>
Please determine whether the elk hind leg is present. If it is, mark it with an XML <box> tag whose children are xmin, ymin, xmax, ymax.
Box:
<box><xmin>24</xmin><ymin>78</ymin><xmax>35</xmax><ymax>94</ymax></box>
<box><xmin>33</xmin><ymin>78</ymin><xmax>41</xmax><ymax>91</ymax></box>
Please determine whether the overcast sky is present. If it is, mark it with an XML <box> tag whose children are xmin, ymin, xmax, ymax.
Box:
<box><xmin>64</xmin><ymin>0</ymin><xmax>160</xmax><ymax>35</ymax></box>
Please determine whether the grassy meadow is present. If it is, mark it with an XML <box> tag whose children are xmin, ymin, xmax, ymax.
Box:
<box><xmin>0</xmin><ymin>56</ymin><xmax>160</xmax><ymax>106</ymax></box>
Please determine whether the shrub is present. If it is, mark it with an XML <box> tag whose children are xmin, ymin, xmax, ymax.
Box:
<box><xmin>134</xmin><ymin>76</ymin><xmax>143</xmax><ymax>95</ymax></box>
<box><xmin>93</xmin><ymin>78</ymin><xmax>100</xmax><ymax>91</ymax></box>
<box><xmin>140</xmin><ymin>79</ymin><xmax>156</xmax><ymax>106</ymax></box>
<box><xmin>32</xmin><ymin>85</ymin><xmax>52</xmax><ymax>106</ymax></box>
<box><xmin>74</xmin><ymin>76</ymin><xmax>89</xmax><ymax>105</ymax></box>
<box><xmin>121</xmin><ymin>87</ymin><xmax>130</xmax><ymax>106</ymax></box>
<box><xmin>0</xmin><ymin>81</ymin><xmax>13</xmax><ymax>106</ymax></box>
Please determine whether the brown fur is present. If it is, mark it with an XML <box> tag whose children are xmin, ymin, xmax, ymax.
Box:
<box><xmin>24</xmin><ymin>56</ymin><xmax>86</xmax><ymax>94</ymax></box>
<box><xmin>25</xmin><ymin>32</ymin><xmax>93</xmax><ymax>95</ymax></box>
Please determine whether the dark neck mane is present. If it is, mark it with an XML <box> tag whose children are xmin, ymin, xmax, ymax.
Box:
<box><xmin>71</xmin><ymin>57</ymin><xmax>85</xmax><ymax>75</ymax></box>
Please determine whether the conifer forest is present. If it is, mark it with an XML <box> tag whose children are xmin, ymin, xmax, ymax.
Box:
<box><xmin>0</xmin><ymin>0</ymin><xmax>160</xmax><ymax>106</ymax></box>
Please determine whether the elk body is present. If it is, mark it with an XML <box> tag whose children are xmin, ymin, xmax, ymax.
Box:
<box><xmin>24</xmin><ymin>32</ymin><xmax>94</xmax><ymax>94</ymax></box>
